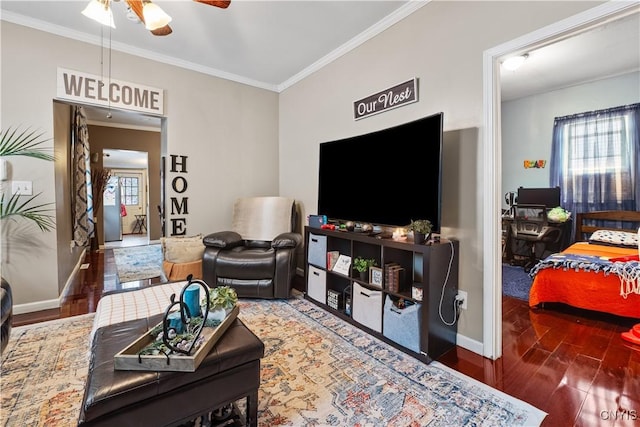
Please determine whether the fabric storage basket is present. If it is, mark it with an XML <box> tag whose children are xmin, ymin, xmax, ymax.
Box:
<box><xmin>307</xmin><ymin>265</ymin><xmax>327</xmax><ymax>304</ymax></box>
<box><xmin>383</xmin><ymin>295</ymin><xmax>421</xmax><ymax>353</ymax></box>
<box><xmin>308</xmin><ymin>233</ymin><xmax>327</xmax><ymax>268</ymax></box>
<box><xmin>352</xmin><ymin>283</ymin><xmax>382</xmax><ymax>333</ymax></box>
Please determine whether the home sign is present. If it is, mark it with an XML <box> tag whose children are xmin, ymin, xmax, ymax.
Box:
<box><xmin>353</xmin><ymin>78</ymin><xmax>418</xmax><ymax>120</ymax></box>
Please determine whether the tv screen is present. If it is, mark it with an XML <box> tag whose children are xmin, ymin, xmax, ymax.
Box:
<box><xmin>318</xmin><ymin>112</ymin><xmax>443</xmax><ymax>232</ymax></box>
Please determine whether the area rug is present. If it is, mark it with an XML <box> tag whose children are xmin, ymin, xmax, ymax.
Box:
<box><xmin>503</xmin><ymin>263</ymin><xmax>533</xmax><ymax>301</ymax></box>
<box><xmin>1</xmin><ymin>298</ymin><xmax>546</xmax><ymax>427</ymax></box>
<box><xmin>1</xmin><ymin>314</ymin><xmax>94</xmax><ymax>427</ymax></box>
<box><xmin>112</xmin><ymin>244</ymin><xmax>164</xmax><ymax>283</ymax></box>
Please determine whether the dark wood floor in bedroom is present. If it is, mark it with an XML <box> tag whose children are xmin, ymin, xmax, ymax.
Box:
<box><xmin>12</xmin><ymin>245</ymin><xmax>640</xmax><ymax>427</ymax></box>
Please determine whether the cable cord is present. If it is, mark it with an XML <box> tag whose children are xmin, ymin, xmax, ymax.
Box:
<box><xmin>438</xmin><ymin>240</ymin><xmax>460</xmax><ymax>326</ymax></box>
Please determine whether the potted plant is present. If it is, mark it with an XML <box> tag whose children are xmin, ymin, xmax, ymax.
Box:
<box><xmin>0</xmin><ymin>127</ymin><xmax>55</xmax><ymax>231</ymax></box>
<box><xmin>202</xmin><ymin>286</ymin><xmax>238</xmax><ymax>324</ymax></box>
<box><xmin>407</xmin><ymin>219</ymin><xmax>432</xmax><ymax>244</ymax></box>
<box><xmin>353</xmin><ymin>256</ymin><xmax>377</xmax><ymax>281</ymax></box>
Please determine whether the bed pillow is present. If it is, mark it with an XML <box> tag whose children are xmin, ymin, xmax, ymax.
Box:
<box><xmin>588</xmin><ymin>230</ymin><xmax>639</xmax><ymax>248</ymax></box>
<box><xmin>161</xmin><ymin>234</ymin><xmax>205</xmax><ymax>263</ymax></box>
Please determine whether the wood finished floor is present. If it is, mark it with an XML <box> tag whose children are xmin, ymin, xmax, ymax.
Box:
<box><xmin>12</xmin><ymin>242</ymin><xmax>640</xmax><ymax>427</ymax></box>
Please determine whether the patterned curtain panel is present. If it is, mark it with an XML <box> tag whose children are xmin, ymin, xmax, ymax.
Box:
<box><xmin>72</xmin><ymin>106</ymin><xmax>95</xmax><ymax>247</ymax></box>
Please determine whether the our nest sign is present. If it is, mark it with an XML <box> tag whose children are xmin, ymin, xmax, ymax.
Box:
<box><xmin>354</xmin><ymin>78</ymin><xmax>418</xmax><ymax>120</ymax></box>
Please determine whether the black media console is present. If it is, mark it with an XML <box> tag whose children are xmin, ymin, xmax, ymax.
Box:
<box><xmin>304</xmin><ymin>226</ymin><xmax>459</xmax><ymax>363</ymax></box>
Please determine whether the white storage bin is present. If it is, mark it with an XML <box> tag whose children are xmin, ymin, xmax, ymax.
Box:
<box><xmin>307</xmin><ymin>265</ymin><xmax>326</xmax><ymax>304</ymax></box>
<box><xmin>383</xmin><ymin>295</ymin><xmax>421</xmax><ymax>353</ymax></box>
<box><xmin>308</xmin><ymin>233</ymin><xmax>327</xmax><ymax>268</ymax></box>
<box><xmin>352</xmin><ymin>282</ymin><xmax>382</xmax><ymax>333</ymax></box>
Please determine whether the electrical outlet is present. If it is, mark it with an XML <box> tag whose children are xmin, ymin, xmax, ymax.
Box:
<box><xmin>456</xmin><ymin>290</ymin><xmax>468</xmax><ymax>310</ymax></box>
<box><xmin>12</xmin><ymin>180</ymin><xmax>33</xmax><ymax>196</ymax></box>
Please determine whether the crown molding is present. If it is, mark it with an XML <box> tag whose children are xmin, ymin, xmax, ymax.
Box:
<box><xmin>277</xmin><ymin>1</ymin><xmax>430</xmax><ymax>92</ymax></box>
<box><xmin>2</xmin><ymin>1</ymin><xmax>429</xmax><ymax>94</ymax></box>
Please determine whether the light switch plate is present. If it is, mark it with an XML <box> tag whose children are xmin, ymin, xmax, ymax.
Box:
<box><xmin>12</xmin><ymin>180</ymin><xmax>33</xmax><ymax>196</ymax></box>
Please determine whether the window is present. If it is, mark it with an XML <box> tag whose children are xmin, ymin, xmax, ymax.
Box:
<box><xmin>550</xmin><ymin>103</ymin><xmax>639</xmax><ymax>215</ymax></box>
<box><xmin>120</xmin><ymin>176</ymin><xmax>139</xmax><ymax>206</ymax></box>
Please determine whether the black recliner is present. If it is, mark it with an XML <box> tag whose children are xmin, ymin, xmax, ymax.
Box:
<box><xmin>202</xmin><ymin>197</ymin><xmax>302</xmax><ymax>299</ymax></box>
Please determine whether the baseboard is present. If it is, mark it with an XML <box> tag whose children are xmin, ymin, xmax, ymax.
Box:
<box><xmin>58</xmin><ymin>248</ymin><xmax>87</xmax><ymax>301</ymax></box>
<box><xmin>14</xmin><ymin>248</ymin><xmax>87</xmax><ymax>315</ymax></box>
<box><xmin>13</xmin><ymin>299</ymin><xmax>60</xmax><ymax>315</ymax></box>
<box><xmin>456</xmin><ymin>333</ymin><xmax>483</xmax><ymax>356</ymax></box>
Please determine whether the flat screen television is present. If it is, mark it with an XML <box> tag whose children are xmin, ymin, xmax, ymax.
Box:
<box><xmin>318</xmin><ymin>112</ymin><xmax>444</xmax><ymax>232</ymax></box>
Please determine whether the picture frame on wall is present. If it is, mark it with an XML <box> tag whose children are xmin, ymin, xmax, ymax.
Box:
<box><xmin>369</xmin><ymin>266</ymin><xmax>383</xmax><ymax>288</ymax></box>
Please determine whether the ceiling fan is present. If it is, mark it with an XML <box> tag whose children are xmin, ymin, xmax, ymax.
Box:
<box><xmin>82</xmin><ymin>0</ymin><xmax>231</xmax><ymax>36</ymax></box>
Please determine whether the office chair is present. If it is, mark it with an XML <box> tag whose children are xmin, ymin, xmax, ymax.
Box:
<box><xmin>510</xmin><ymin>204</ymin><xmax>562</xmax><ymax>272</ymax></box>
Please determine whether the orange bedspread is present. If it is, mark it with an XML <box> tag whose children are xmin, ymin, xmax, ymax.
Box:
<box><xmin>529</xmin><ymin>242</ymin><xmax>640</xmax><ymax>319</ymax></box>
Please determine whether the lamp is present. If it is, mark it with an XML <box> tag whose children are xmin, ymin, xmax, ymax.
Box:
<box><xmin>82</xmin><ymin>0</ymin><xmax>116</xmax><ymax>28</ymax></box>
<box><xmin>142</xmin><ymin>2</ymin><xmax>172</xmax><ymax>30</ymax></box>
<box><xmin>502</xmin><ymin>54</ymin><xmax>529</xmax><ymax>71</ymax></box>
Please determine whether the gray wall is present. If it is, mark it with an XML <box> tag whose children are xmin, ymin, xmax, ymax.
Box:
<box><xmin>2</xmin><ymin>21</ymin><xmax>279</xmax><ymax>310</ymax></box>
<box><xmin>278</xmin><ymin>1</ymin><xmax>600</xmax><ymax>345</ymax></box>
<box><xmin>501</xmin><ymin>71</ymin><xmax>640</xmax><ymax>209</ymax></box>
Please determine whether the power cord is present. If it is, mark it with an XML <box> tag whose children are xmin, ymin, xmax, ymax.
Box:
<box><xmin>438</xmin><ymin>240</ymin><xmax>461</xmax><ymax>326</ymax></box>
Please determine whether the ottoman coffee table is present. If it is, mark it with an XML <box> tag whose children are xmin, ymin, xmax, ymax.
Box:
<box><xmin>78</xmin><ymin>313</ymin><xmax>264</xmax><ymax>427</ymax></box>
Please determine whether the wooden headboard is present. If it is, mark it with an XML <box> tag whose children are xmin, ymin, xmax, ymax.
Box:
<box><xmin>574</xmin><ymin>210</ymin><xmax>640</xmax><ymax>242</ymax></box>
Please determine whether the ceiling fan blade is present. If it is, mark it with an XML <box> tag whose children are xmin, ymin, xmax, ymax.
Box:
<box><xmin>194</xmin><ymin>0</ymin><xmax>231</xmax><ymax>9</ymax></box>
<box><xmin>151</xmin><ymin>25</ymin><xmax>172</xmax><ymax>36</ymax></box>
<box><xmin>124</xmin><ymin>0</ymin><xmax>172</xmax><ymax>36</ymax></box>
<box><xmin>124</xmin><ymin>0</ymin><xmax>145</xmax><ymax>23</ymax></box>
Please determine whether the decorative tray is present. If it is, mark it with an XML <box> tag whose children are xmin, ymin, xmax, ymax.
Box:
<box><xmin>114</xmin><ymin>305</ymin><xmax>239</xmax><ymax>372</ymax></box>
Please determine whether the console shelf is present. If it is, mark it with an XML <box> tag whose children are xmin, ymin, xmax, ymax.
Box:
<box><xmin>304</xmin><ymin>226</ymin><xmax>459</xmax><ymax>363</ymax></box>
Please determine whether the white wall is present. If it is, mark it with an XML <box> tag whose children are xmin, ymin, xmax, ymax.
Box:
<box><xmin>1</xmin><ymin>22</ymin><xmax>279</xmax><ymax>308</ymax></box>
<box><xmin>502</xmin><ymin>71</ymin><xmax>640</xmax><ymax>207</ymax></box>
<box><xmin>278</xmin><ymin>1</ymin><xmax>600</xmax><ymax>344</ymax></box>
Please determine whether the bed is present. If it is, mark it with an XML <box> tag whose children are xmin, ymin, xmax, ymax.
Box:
<box><xmin>528</xmin><ymin>210</ymin><xmax>640</xmax><ymax>319</ymax></box>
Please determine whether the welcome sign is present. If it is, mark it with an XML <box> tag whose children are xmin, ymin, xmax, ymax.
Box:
<box><xmin>56</xmin><ymin>68</ymin><xmax>164</xmax><ymax>115</ymax></box>
<box><xmin>353</xmin><ymin>78</ymin><xmax>418</xmax><ymax>120</ymax></box>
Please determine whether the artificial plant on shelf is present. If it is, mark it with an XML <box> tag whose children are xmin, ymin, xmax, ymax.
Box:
<box><xmin>407</xmin><ymin>219</ymin><xmax>433</xmax><ymax>244</ymax></box>
<box><xmin>353</xmin><ymin>256</ymin><xmax>377</xmax><ymax>280</ymax></box>
<box><xmin>0</xmin><ymin>127</ymin><xmax>55</xmax><ymax>232</ymax></box>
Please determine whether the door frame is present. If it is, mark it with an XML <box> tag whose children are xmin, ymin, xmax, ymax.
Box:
<box><xmin>482</xmin><ymin>1</ymin><xmax>638</xmax><ymax>360</ymax></box>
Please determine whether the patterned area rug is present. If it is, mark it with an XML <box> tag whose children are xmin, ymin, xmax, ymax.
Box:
<box><xmin>1</xmin><ymin>314</ymin><xmax>94</xmax><ymax>426</ymax></box>
<box><xmin>112</xmin><ymin>244</ymin><xmax>164</xmax><ymax>283</ymax></box>
<box><xmin>1</xmin><ymin>298</ymin><xmax>546</xmax><ymax>426</ymax></box>
<box><xmin>503</xmin><ymin>263</ymin><xmax>533</xmax><ymax>301</ymax></box>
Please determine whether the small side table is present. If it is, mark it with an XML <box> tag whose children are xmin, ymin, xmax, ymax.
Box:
<box><xmin>132</xmin><ymin>214</ymin><xmax>147</xmax><ymax>234</ymax></box>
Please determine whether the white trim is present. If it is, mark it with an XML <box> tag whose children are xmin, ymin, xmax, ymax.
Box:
<box><xmin>13</xmin><ymin>299</ymin><xmax>60</xmax><ymax>315</ymax></box>
<box><xmin>456</xmin><ymin>333</ymin><xmax>484</xmax><ymax>356</ymax></box>
<box><xmin>278</xmin><ymin>1</ymin><xmax>429</xmax><ymax>92</ymax></box>
<box><xmin>482</xmin><ymin>1</ymin><xmax>639</xmax><ymax>360</ymax></box>
<box><xmin>1</xmin><ymin>2</ymin><xmax>428</xmax><ymax>94</ymax></box>
<box><xmin>13</xmin><ymin>248</ymin><xmax>87</xmax><ymax>314</ymax></box>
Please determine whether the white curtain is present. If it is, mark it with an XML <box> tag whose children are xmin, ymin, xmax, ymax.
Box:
<box><xmin>72</xmin><ymin>106</ymin><xmax>94</xmax><ymax>247</ymax></box>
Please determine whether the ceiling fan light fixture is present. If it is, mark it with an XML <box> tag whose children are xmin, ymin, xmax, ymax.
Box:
<box><xmin>82</xmin><ymin>0</ymin><xmax>116</xmax><ymax>28</ymax></box>
<box><xmin>142</xmin><ymin>2</ymin><xmax>172</xmax><ymax>30</ymax></box>
<box><xmin>502</xmin><ymin>54</ymin><xmax>529</xmax><ymax>71</ymax></box>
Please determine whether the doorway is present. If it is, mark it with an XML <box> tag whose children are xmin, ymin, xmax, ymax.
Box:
<box><xmin>483</xmin><ymin>2</ymin><xmax>639</xmax><ymax>360</ymax></box>
<box><xmin>103</xmin><ymin>149</ymin><xmax>150</xmax><ymax>243</ymax></box>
